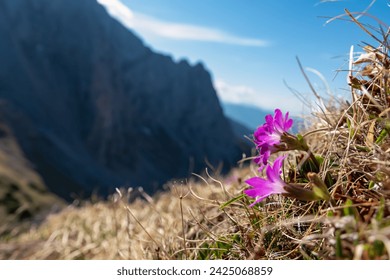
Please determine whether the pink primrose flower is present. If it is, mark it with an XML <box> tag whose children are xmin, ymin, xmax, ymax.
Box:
<box><xmin>244</xmin><ymin>155</ymin><xmax>287</xmax><ymax>207</ymax></box>
<box><xmin>253</xmin><ymin>109</ymin><xmax>293</xmax><ymax>169</ymax></box>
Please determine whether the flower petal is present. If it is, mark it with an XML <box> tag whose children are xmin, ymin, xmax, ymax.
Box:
<box><xmin>245</xmin><ymin>177</ymin><xmax>268</xmax><ymax>189</ymax></box>
<box><xmin>252</xmin><ymin>109</ymin><xmax>293</xmax><ymax>169</ymax></box>
<box><xmin>272</xmin><ymin>155</ymin><xmax>286</xmax><ymax>174</ymax></box>
<box><xmin>265</xmin><ymin>114</ymin><xmax>274</xmax><ymax>128</ymax></box>
<box><xmin>244</xmin><ymin>183</ymin><xmax>274</xmax><ymax>200</ymax></box>
<box><xmin>265</xmin><ymin>164</ymin><xmax>277</xmax><ymax>182</ymax></box>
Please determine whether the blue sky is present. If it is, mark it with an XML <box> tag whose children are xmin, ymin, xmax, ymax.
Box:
<box><xmin>97</xmin><ymin>0</ymin><xmax>388</xmax><ymax>115</ymax></box>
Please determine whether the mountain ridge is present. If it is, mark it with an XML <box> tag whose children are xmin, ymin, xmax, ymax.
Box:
<box><xmin>0</xmin><ymin>0</ymin><xmax>250</xmax><ymax>202</ymax></box>
<box><xmin>221</xmin><ymin>102</ymin><xmax>271</xmax><ymax>130</ymax></box>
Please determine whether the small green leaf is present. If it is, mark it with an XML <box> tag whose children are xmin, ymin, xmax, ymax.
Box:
<box><xmin>314</xmin><ymin>155</ymin><xmax>324</xmax><ymax>165</ymax></box>
<box><xmin>375</xmin><ymin>197</ymin><xmax>385</xmax><ymax>222</ymax></box>
<box><xmin>220</xmin><ymin>194</ymin><xmax>245</xmax><ymax>209</ymax></box>
<box><xmin>343</xmin><ymin>199</ymin><xmax>354</xmax><ymax>216</ymax></box>
<box><xmin>370</xmin><ymin>240</ymin><xmax>385</xmax><ymax>258</ymax></box>
<box><xmin>346</xmin><ymin>118</ymin><xmax>355</xmax><ymax>137</ymax></box>
<box><xmin>327</xmin><ymin>210</ymin><xmax>334</xmax><ymax>217</ymax></box>
<box><xmin>356</xmin><ymin>145</ymin><xmax>371</xmax><ymax>152</ymax></box>
<box><xmin>335</xmin><ymin>230</ymin><xmax>343</xmax><ymax>259</ymax></box>
<box><xmin>375</xmin><ymin>128</ymin><xmax>389</xmax><ymax>145</ymax></box>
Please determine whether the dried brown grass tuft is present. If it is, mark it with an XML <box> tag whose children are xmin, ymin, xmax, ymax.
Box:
<box><xmin>287</xmin><ymin>9</ymin><xmax>390</xmax><ymax>259</ymax></box>
<box><xmin>0</xmin><ymin>172</ymin><xmax>252</xmax><ymax>259</ymax></box>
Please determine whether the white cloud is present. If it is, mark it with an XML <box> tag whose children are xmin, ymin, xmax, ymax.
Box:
<box><xmin>132</xmin><ymin>14</ymin><xmax>269</xmax><ymax>47</ymax></box>
<box><xmin>214</xmin><ymin>79</ymin><xmax>303</xmax><ymax>115</ymax></box>
<box><xmin>214</xmin><ymin>79</ymin><xmax>259</xmax><ymax>105</ymax></box>
<box><xmin>97</xmin><ymin>0</ymin><xmax>269</xmax><ymax>47</ymax></box>
<box><xmin>97</xmin><ymin>0</ymin><xmax>135</xmax><ymax>29</ymax></box>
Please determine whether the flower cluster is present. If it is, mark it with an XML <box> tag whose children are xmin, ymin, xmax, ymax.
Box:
<box><xmin>253</xmin><ymin>109</ymin><xmax>293</xmax><ymax>170</ymax></box>
<box><xmin>244</xmin><ymin>109</ymin><xmax>330</xmax><ymax>206</ymax></box>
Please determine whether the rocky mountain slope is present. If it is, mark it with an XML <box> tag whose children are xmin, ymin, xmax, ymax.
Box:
<box><xmin>0</xmin><ymin>0</ymin><xmax>250</xmax><ymax>202</ymax></box>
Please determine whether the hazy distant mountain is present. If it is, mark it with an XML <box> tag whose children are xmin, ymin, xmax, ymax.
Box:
<box><xmin>222</xmin><ymin>103</ymin><xmax>303</xmax><ymax>134</ymax></box>
<box><xmin>0</xmin><ymin>0</ymin><xmax>250</xmax><ymax>201</ymax></box>
<box><xmin>221</xmin><ymin>102</ymin><xmax>271</xmax><ymax>130</ymax></box>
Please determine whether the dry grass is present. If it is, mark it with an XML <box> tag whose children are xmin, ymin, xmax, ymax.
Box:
<box><xmin>281</xmin><ymin>9</ymin><xmax>390</xmax><ymax>259</ymax></box>
<box><xmin>0</xmin><ymin>171</ymin><xmax>253</xmax><ymax>260</ymax></box>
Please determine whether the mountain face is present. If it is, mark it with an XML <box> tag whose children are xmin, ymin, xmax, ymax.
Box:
<box><xmin>0</xmin><ymin>0</ymin><xmax>249</xmax><ymax>200</ymax></box>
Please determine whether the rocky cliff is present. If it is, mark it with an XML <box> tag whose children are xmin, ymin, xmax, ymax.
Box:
<box><xmin>0</xmin><ymin>0</ymin><xmax>249</xmax><ymax>201</ymax></box>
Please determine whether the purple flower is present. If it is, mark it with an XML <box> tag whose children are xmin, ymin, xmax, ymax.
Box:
<box><xmin>253</xmin><ymin>109</ymin><xmax>293</xmax><ymax>169</ymax></box>
<box><xmin>244</xmin><ymin>155</ymin><xmax>287</xmax><ymax>207</ymax></box>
